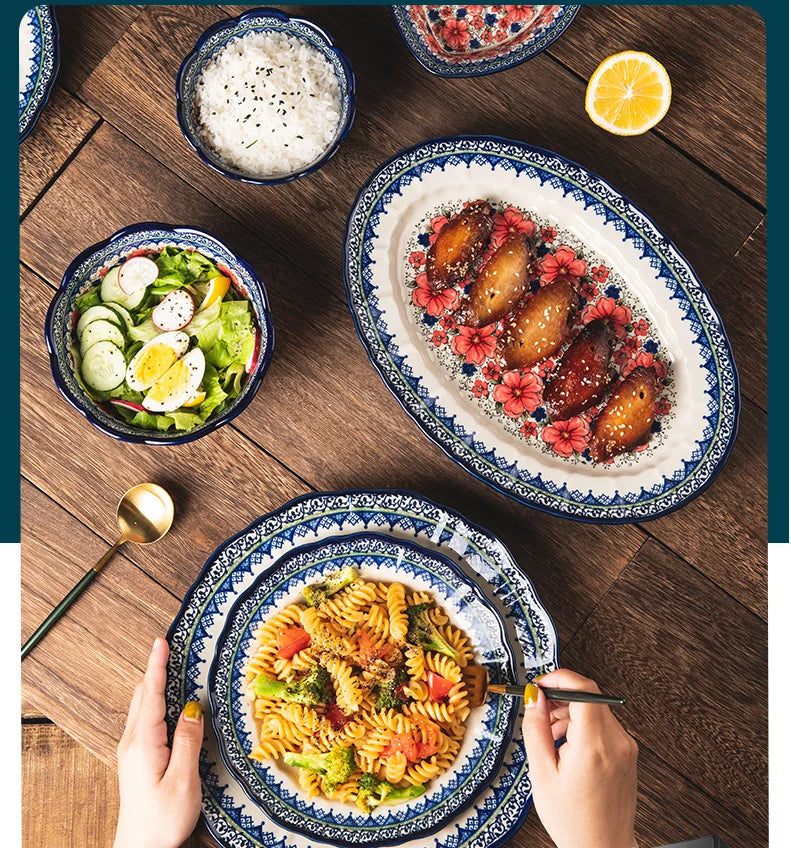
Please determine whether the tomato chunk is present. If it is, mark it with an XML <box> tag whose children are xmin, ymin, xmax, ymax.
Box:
<box><xmin>427</xmin><ymin>671</ymin><xmax>454</xmax><ymax>702</ymax></box>
<box><xmin>381</xmin><ymin>732</ymin><xmax>419</xmax><ymax>763</ymax></box>
<box><xmin>276</xmin><ymin>626</ymin><xmax>311</xmax><ymax>659</ymax></box>
<box><xmin>324</xmin><ymin>702</ymin><xmax>349</xmax><ymax>731</ymax></box>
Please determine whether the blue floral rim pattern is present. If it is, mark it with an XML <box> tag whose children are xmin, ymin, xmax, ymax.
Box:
<box><xmin>19</xmin><ymin>6</ymin><xmax>59</xmax><ymax>140</ymax></box>
<box><xmin>342</xmin><ymin>136</ymin><xmax>741</xmax><ymax>523</ymax></box>
<box><xmin>391</xmin><ymin>5</ymin><xmax>579</xmax><ymax>78</ymax></box>
<box><xmin>208</xmin><ymin>532</ymin><xmax>518</xmax><ymax>847</ymax></box>
<box><xmin>165</xmin><ymin>490</ymin><xmax>560</xmax><ymax>848</ymax></box>
<box><xmin>44</xmin><ymin>222</ymin><xmax>275</xmax><ymax>445</ymax></box>
<box><xmin>175</xmin><ymin>7</ymin><xmax>356</xmax><ymax>185</ymax></box>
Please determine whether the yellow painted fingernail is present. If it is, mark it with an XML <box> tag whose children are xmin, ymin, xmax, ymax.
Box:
<box><xmin>184</xmin><ymin>701</ymin><xmax>202</xmax><ymax>722</ymax></box>
<box><xmin>524</xmin><ymin>683</ymin><xmax>539</xmax><ymax>706</ymax></box>
<box><xmin>533</xmin><ymin>673</ymin><xmax>547</xmax><ymax>682</ymax></box>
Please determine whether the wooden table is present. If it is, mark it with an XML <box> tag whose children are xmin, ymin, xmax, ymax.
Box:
<box><xmin>20</xmin><ymin>6</ymin><xmax>767</xmax><ymax>848</ymax></box>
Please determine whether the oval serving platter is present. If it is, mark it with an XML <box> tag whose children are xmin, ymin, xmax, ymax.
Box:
<box><xmin>208</xmin><ymin>532</ymin><xmax>518</xmax><ymax>847</ymax></box>
<box><xmin>19</xmin><ymin>5</ymin><xmax>59</xmax><ymax>140</ymax></box>
<box><xmin>166</xmin><ymin>490</ymin><xmax>559</xmax><ymax>848</ymax></box>
<box><xmin>343</xmin><ymin>136</ymin><xmax>740</xmax><ymax>524</ymax></box>
<box><xmin>391</xmin><ymin>5</ymin><xmax>579</xmax><ymax>78</ymax></box>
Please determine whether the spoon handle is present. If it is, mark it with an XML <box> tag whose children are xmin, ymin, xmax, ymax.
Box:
<box><xmin>21</xmin><ymin>539</ymin><xmax>122</xmax><ymax>660</ymax></box>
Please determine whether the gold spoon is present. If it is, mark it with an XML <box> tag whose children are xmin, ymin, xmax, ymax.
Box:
<box><xmin>22</xmin><ymin>483</ymin><xmax>174</xmax><ymax>660</ymax></box>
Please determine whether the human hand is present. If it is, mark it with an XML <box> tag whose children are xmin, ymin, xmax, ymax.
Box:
<box><xmin>114</xmin><ymin>637</ymin><xmax>204</xmax><ymax>848</ymax></box>
<box><xmin>522</xmin><ymin>668</ymin><xmax>638</xmax><ymax>848</ymax></box>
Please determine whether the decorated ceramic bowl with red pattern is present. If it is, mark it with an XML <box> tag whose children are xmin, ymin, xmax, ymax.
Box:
<box><xmin>391</xmin><ymin>5</ymin><xmax>579</xmax><ymax>77</ymax></box>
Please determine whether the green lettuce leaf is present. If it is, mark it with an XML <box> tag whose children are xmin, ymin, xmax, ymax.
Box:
<box><xmin>128</xmin><ymin>318</ymin><xmax>162</xmax><ymax>344</ymax></box>
<box><xmin>197</xmin><ymin>362</ymin><xmax>228</xmax><ymax>421</ymax></box>
<box><xmin>75</xmin><ymin>287</ymin><xmax>102</xmax><ymax>313</ymax></box>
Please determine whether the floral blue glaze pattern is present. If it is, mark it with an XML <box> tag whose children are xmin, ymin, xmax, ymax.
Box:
<box><xmin>19</xmin><ymin>6</ymin><xmax>59</xmax><ymax>140</ymax></box>
<box><xmin>176</xmin><ymin>7</ymin><xmax>355</xmax><ymax>185</ymax></box>
<box><xmin>342</xmin><ymin>137</ymin><xmax>740</xmax><ymax>523</ymax></box>
<box><xmin>208</xmin><ymin>533</ymin><xmax>517</xmax><ymax>846</ymax></box>
<box><xmin>165</xmin><ymin>490</ymin><xmax>559</xmax><ymax>848</ymax></box>
<box><xmin>44</xmin><ymin>223</ymin><xmax>274</xmax><ymax>445</ymax></box>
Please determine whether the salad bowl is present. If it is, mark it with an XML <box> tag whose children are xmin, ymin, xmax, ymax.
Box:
<box><xmin>391</xmin><ymin>5</ymin><xmax>579</xmax><ymax>78</ymax></box>
<box><xmin>166</xmin><ymin>489</ymin><xmax>559</xmax><ymax>848</ymax></box>
<box><xmin>44</xmin><ymin>222</ymin><xmax>274</xmax><ymax>445</ymax></box>
<box><xmin>208</xmin><ymin>531</ymin><xmax>518</xmax><ymax>847</ymax></box>
<box><xmin>343</xmin><ymin>136</ymin><xmax>740</xmax><ymax>523</ymax></box>
<box><xmin>176</xmin><ymin>7</ymin><xmax>356</xmax><ymax>185</ymax></box>
<box><xmin>19</xmin><ymin>5</ymin><xmax>59</xmax><ymax>140</ymax></box>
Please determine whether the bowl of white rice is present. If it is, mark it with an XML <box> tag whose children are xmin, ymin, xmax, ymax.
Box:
<box><xmin>176</xmin><ymin>7</ymin><xmax>355</xmax><ymax>184</ymax></box>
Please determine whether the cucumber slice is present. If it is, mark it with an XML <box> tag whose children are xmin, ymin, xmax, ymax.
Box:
<box><xmin>81</xmin><ymin>340</ymin><xmax>126</xmax><ymax>392</ymax></box>
<box><xmin>104</xmin><ymin>302</ymin><xmax>134</xmax><ymax>330</ymax></box>
<box><xmin>100</xmin><ymin>265</ymin><xmax>146</xmax><ymax>310</ymax></box>
<box><xmin>79</xmin><ymin>319</ymin><xmax>125</xmax><ymax>356</ymax></box>
<box><xmin>76</xmin><ymin>305</ymin><xmax>123</xmax><ymax>336</ymax></box>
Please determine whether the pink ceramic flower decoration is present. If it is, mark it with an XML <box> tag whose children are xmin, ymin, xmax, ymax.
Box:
<box><xmin>539</xmin><ymin>245</ymin><xmax>588</xmax><ymax>286</ymax></box>
<box><xmin>431</xmin><ymin>329</ymin><xmax>448</xmax><ymax>347</ymax></box>
<box><xmin>591</xmin><ymin>264</ymin><xmax>610</xmax><ymax>284</ymax></box>
<box><xmin>492</xmin><ymin>370</ymin><xmax>543</xmax><ymax>418</ymax></box>
<box><xmin>491</xmin><ymin>206</ymin><xmax>537</xmax><ymax>248</ymax></box>
<box><xmin>482</xmin><ymin>360</ymin><xmax>501</xmax><ymax>381</ymax></box>
<box><xmin>504</xmin><ymin>5</ymin><xmax>536</xmax><ymax>23</ymax></box>
<box><xmin>520</xmin><ymin>419</ymin><xmax>538</xmax><ymax>438</ymax></box>
<box><xmin>632</xmin><ymin>318</ymin><xmax>650</xmax><ymax>336</ymax></box>
<box><xmin>541</xmin><ymin>417</ymin><xmax>590</xmax><ymax>457</ymax></box>
<box><xmin>412</xmin><ymin>271</ymin><xmax>459</xmax><ymax>317</ymax></box>
<box><xmin>428</xmin><ymin>215</ymin><xmax>450</xmax><ymax>245</ymax></box>
<box><xmin>582</xmin><ymin>296</ymin><xmax>632</xmax><ymax>338</ymax></box>
<box><xmin>451</xmin><ymin>324</ymin><xmax>498</xmax><ymax>365</ymax></box>
<box><xmin>409</xmin><ymin>251</ymin><xmax>426</xmax><ymax>268</ymax></box>
<box><xmin>655</xmin><ymin>397</ymin><xmax>672</xmax><ymax>416</ymax></box>
<box><xmin>622</xmin><ymin>350</ymin><xmax>668</xmax><ymax>380</ymax></box>
<box><xmin>472</xmin><ymin>379</ymin><xmax>489</xmax><ymax>399</ymax></box>
<box><xmin>541</xmin><ymin>226</ymin><xmax>557</xmax><ymax>243</ymax></box>
<box><xmin>441</xmin><ymin>18</ymin><xmax>471</xmax><ymax>51</ymax></box>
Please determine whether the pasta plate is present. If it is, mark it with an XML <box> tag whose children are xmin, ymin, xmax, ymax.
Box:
<box><xmin>165</xmin><ymin>490</ymin><xmax>558</xmax><ymax>848</ymax></box>
<box><xmin>209</xmin><ymin>533</ymin><xmax>518</xmax><ymax>845</ymax></box>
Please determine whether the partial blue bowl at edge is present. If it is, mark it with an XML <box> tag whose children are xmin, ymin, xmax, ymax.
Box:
<box><xmin>44</xmin><ymin>222</ymin><xmax>275</xmax><ymax>446</ymax></box>
<box><xmin>175</xmin><ymin>7</ymin><xmax>356</xmax><ymax>185</ymax></box>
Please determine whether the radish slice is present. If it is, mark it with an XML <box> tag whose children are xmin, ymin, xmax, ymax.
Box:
<box><xmin>246</xmin><ymin>328</ymin><xmax>261</xmax><ymax>374</ymax></box>
<box><xmin>109</xmin><ymin>399</ymin><xmax>146</xmax><ymax>413</ymax></box>
<box><xmin>152</xmin><ymin>290</ymin><xmax>195</xmax><ymax>331</ymax></box>
<box><xmin>119</xmin><ymin>256</ymin><xmax>159</xmax><ymax>294</ymax></box>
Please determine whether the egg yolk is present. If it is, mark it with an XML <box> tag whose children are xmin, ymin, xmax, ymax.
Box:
<box><xmin>147</xmin><ymin>359</ymin><xmax>190</xmax><ymax>404</ymax></box>
<box><xmin>134</xmin><ymin>344</ymin><xmax>178</xmax><ymax>386</ymax></box>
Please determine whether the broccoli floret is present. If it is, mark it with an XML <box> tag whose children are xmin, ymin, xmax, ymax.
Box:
<box><xmin>405</xmin><ymin>603</ymin><xmax>458</xmax><ymax>660</ymax></box>
<box><xmin>283</xmin><ymin>745</ymin><xmax>355</xmax><ymax>790</ymax></box>
<box><xmin>374</xmin><ymin>666</ymin><xmax>409</xmax><ymax>711</ymax></box>
<box><xmin>254</xmin><ymin>666</ymin><xmax>331</xmax><ymax>706</ymax></box>
<box><xmin>303</xmin><ymin>566</ymin><xmax>359</xmax><ymax>608</ymax></box>
<box><xmin>355</xmin><ymin>772</ymin><xmax>426</xmax><ymax>813</ymax></box>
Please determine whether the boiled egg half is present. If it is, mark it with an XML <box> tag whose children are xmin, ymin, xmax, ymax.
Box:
<box><xmin>143</xmin><ymin>348</ymin><xmax>206</xmax><ymax>413</ymax></box>
<box><xmin>125</xmin><ymin>332</ymin><xmax>190</xmax><ymax>392</ymax></box>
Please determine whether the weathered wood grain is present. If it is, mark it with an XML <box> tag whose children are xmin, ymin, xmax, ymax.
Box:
<box><xmin>53</xmin><ymin>4</ymin><xmax>144</xmax><ymax>93</ymax></box>
<box><xmin>547</xmin><ymin>4</ymin><xmax>767</xmax><ymax>206</ymax></box>
<box><xmin>21</xmin><ymin>478</ymin><xmax>181</xmax><ymax>763</ymax></box>
<box><xmin>19</xmin><ymin>258</ymin><xmax>307</xmax><ymax>599</ymax></box>
<box><xmin>19</xmin><ymin>87</ymin><xmax>99</xmax><ymax>215</ymax></box>
<box><xmin>19</xmin><ymin>123</ymin><xmax>645</xmax><ymax>645</ymax></box>
<box><xmin>647</xmin><ymin>397</ymin><xmax>767</xmax><ymax>620</ymax></box>
<box><xmin>561</xmin><ymin>539</ymin><xmax>767</xmax><ymax>840</ymax></box>
<box><xmin>77</xmin><ymin>5</ymin><xmax>763</xmax><ymax>298</ymax></box>
<box><xmin>22</xmin><ymin>723</ymin><xmax>120</xmax><ymax>848</ymax></box>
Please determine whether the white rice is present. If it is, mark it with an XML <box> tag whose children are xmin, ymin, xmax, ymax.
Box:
<box><xmin>194</xmin><ymin>30</ymin><xmax>342</xmax><ymax>178</ymax></box>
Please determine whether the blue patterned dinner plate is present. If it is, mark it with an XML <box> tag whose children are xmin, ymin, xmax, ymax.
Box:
<box><xmin>391</xmin><ymin>5</ymin><xmax>579</xmax><ymax>78</ymax></box>
<box><xmin>208</xmin><ymin>532</ymin><xmax>518</xmax><ymax>847</ymax></box>
<box><xmin>19</xmin><ymin>6</ymin><xmax>59</xmax><ymax>140</ymax></box>
<box><xmin>342</xmin><ymin>137</ymin><xmax>740</xmax><ymax>524</ymax></box>
<box><xmin>166</xmin><ymin>490</ymin><xmax>559</xmax><ymax>848</ymax></box>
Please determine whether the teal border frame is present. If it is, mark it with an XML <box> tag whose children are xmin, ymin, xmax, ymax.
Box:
<box><xmin>11</xmin><ymin>3</ymin><xmax>783</xmax><ymax>543</ymax></box>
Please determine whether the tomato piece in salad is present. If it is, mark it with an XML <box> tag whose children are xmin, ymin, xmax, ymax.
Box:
<box><xmin>324</xmin><ymin>702</ymin><xmax>349</xmax><ymax>730</ymax></box>
<box><xmin>427</xmin><ymin>671</ymin><xmax>454</xmax><ymax>702</ymax></box>
<box><xmin>276</xmin><ymin>626</ymin><xmax>311</xmax><ymax>659</ymax></box>
<box><xmin>381</xmin><ymin>732</ymin><xmax>419</xmax><ymax>763</ymax></box>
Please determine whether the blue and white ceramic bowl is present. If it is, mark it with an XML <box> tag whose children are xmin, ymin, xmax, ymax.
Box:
<box><xmin>343</xmin><ymin>136</ymin><xmax>740</xmax><ymax>523</ymax></box>
<box><xmin>166</xmin><ymin>490</ymin><xmax>559</xmax><ymax>848</ymax></box>
<box><xmin>44</xmin><ymin>222</ymin><xmax>275</xmax><ymax>445</ymax></box>
<box><xmin>208</xmin><ymin>532</ymin><xmax>518</xmax><ymax>846</ymax></box>
<box><xmin>176</xmin><ymin>7</ymin><xmax>355</xmax><ymax>185</ymax></box>
<box><xmin>19</xmin><ymin>5</ymin><xmax>59</xmax><ymax>140</ymax></box>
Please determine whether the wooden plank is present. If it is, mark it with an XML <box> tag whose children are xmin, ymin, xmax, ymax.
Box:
<box><xmin>77</xmin><ymin>5</ymin><xmax>763</xmax><ymax>296</ymax></box>
<box><xmin>21</xmin><ymin>699</ymin><xmax>46</xmax><ymax>720</ymax></box>
<box><xmin>561</xmin><ymin>539</ymin><xmax>767</xmax><ymax>840</ymax></box>
<box><xmin>22</xmin><ymin>723</ymin><xmax>120</xmax><ymax>848</ymax></box>
<box><xmin>53</xmin><ymin>5</ymin><xmax>144</xmax><ymax>94</ymax></box>
<box><xmin>21</xmin><ymin>478</ymin><xmax>181</xmax><ymax>763</ymax></box>
<box><xmin>705</xmin><ymin>219</ymin><xmax>766</xmax><ymax>410</ymax></box>
<box><xmin>648</xmin><ymin>397</ymin><xmax>767</xmax><ymax>620</ymax></box>
<box><xmin>19</xmin><ymin>87</ymin><xmax>99</xmax><ymax>215</ymax></box>
<box><xmin>546</xmin><ymin>5</ymin><xmax>766</xmax><ymax>206</ymax></box>
<box><xmin>18</xmin><ymin>257</ymin><xmax>307</xmax><ymax>599</ymax></box>
<box><xmin>19</xmin><ymin>122</ymin><xmax>645</xmax><ymax>645</ymax></box>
